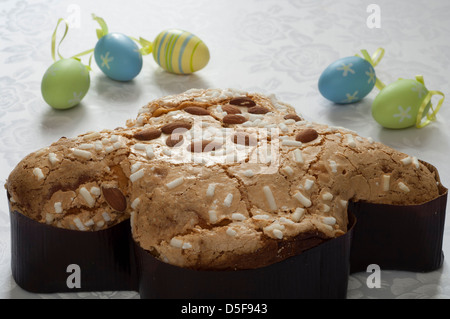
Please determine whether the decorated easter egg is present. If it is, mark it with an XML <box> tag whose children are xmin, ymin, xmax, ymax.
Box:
<box><xmin>94</xmin><ymin>32</ymin><xmax>143</xmax><ymax>81</ymax></box>
<box><xmin>318</xmin><ymin>56</ymin><xmax>376</xmax><ymax>104</ymax></box>
<box><xmin>41</xmin><ymin>58</ymin><xmax>90</xmax><ymax>110</ymax></box>
<box><xmin>152</xmin><ymin>29</ymin><xmax>210</xmax><ymax>74</ymax></box>
<box><xmin>372</xmin><ymin>78</ymin><xmax>430</xmax><ymax>129</ymax></box>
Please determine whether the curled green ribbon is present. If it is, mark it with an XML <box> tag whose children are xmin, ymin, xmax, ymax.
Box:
<box><xmin>414</xmin><ymin>75</ymin><xmax>445</xmax><ymax>128</ymax></box>
<box><xmin>51</xmin><ymin>14</ymin><xmax>153</xmax><ymax>73</ymax></box>
<box><xmin>51</xmin><ymin>18</ymin><xmax>69</xmax><ymax>61</ymax></box>
<box><xmin>92</xmin><ymin>14</ymin><xmax>153</xmax><ymax>55</ymax></box>
<box><xmin>92</xmin><ymin>14</ymin><xmax>109</xmax><ymax>39</ymax></box>
<box><xmin>358</xmin><ymin>48</ymin><xmax>386</xmax><ymax>90</ymax></box>
<box><xmin>50</xmin><ymin>18</ymin><xmax>94</xmax><ymax>69</ymax></box>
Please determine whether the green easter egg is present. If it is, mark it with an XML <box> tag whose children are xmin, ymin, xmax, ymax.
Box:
<box><xmin>41</xmin><ymin>58</ymin><xmax>90</xmax><ymax>110</ymax></box>
<box><xmin>372</xmin><ymin>78</ymin><xmax>430</xmax><ymax>129</ymax></box>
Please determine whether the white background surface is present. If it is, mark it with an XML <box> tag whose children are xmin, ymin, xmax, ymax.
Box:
<box><xmin>1</xmin><ymin>0</ymin><xmax>449</xmax><ymax>299</ymax></box>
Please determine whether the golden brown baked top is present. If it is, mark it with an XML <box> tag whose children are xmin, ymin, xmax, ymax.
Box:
<box><xmin>5</xmin><ymin>88</ymin><xmax>440</xmax><ymax>269</ymax></box>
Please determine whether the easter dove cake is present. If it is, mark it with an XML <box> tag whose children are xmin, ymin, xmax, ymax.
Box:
<box><xmin>5</xmin><ymin>88</ymin><xmax>442</xmax><ymax>271</ymax></box>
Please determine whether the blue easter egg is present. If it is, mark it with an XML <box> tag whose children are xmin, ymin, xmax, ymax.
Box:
<box><xmin>94</xmin><ymin>32</ymin><xmax>143</xmax><ymax>81</ymax></box>
<box><xmin>318</xmin><ymin>56</ymin><xmax>376</xmax><ymax>104</ymax></box>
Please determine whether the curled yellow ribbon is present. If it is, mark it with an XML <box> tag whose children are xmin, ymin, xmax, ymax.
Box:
<box><xmin>132</xmin><ymin>36</ymin><xmax>153</xmax><ymax>56</ymax></box>
<box><xmin>358</xmin><ymin>48</ymin><xmax>386</xmax><ymax>90</ymax></box>
<box><xmin>355</xmin><ymin>49</ymin><xmax>444</xmax><ymax>128</ymax></box>
<box><xmin>415</xmin><ymin>75</ymin><xmax>445</xmax><ymax>128</ymax></box>
<box><xmin>362</xmin><ymin>47</ymin><xmax>385</xmax><ymax>67</ymax></box>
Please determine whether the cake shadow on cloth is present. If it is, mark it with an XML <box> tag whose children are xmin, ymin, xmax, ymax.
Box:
<box><xmin>8</xmin><ymin>162</ymin><xmax>447</xmax><ymax>299</ymax></box>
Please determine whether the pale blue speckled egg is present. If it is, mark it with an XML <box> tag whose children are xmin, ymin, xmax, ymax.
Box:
<box><xmin>318</xmin><ymin>56</ymin><xmax>376</xmax><ymax>104</ymax></box>
<box><xmin>94</xmin><ymin>32</ymin><xmax>142</xmax><ymax>81</ymax></box>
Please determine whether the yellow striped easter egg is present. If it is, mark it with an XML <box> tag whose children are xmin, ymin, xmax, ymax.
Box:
<box><xmin>152</xmin><ymin>29</ymin><xmax>210</xmax><ymax>74</ymax></box>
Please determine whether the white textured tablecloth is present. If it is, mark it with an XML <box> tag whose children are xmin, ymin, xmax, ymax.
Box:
<box><xmin>1</xmin><ymin>0</ymin><xmax>449</xmax><ymax>299</ymax></box>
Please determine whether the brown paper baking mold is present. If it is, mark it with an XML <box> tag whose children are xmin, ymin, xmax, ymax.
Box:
<box><xmin>349</xmin><ymin>161</ymin><xmax>447</xmax><ymax>273</ymax></box>
<box><xmin>10</xmin><ymin>211</ymin><xmax>138</xmax><ymax>293</ymax></box>
<box><xmin>135</xmin><ymin>213</ymin><xmax>355</xmax><ymax>299</ymax></box>
<box><xmin>9</xmin><ymin>209</ymin><xmax>354</xmax><ymax>298</ymax></box>
<box><xmin>8</xmin><ymin>162</ymin><xmax>447</xmax><ymax>298</ymax></box>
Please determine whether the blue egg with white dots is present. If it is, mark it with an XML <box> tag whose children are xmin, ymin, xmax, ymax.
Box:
<box><xmin>318</xmin><ymin>56</ymin><xmax>376</xmax><ymax>104</ymax></box>
<box><xmin>94</xmin><ymin>32</ymin><xmax>143</xmax><ymax>82</ymax></box>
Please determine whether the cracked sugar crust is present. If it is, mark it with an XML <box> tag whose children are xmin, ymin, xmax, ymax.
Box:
<box><xmin>5</xmin><ymin>88</ymin><xmax>441</xmax><ymax>270</ymax></box>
